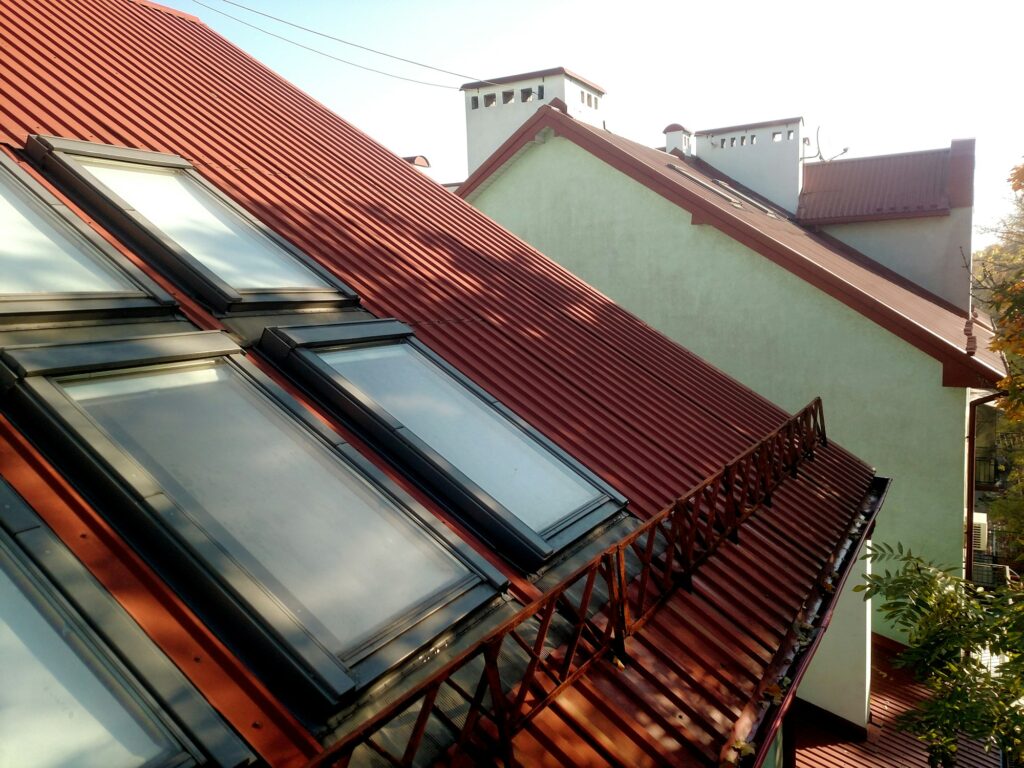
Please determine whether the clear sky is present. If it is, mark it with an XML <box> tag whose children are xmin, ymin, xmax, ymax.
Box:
<box><xmin>161</xmin><ymin>0</ymin><xmax>1022</xmax><ymax>247</ymax></box>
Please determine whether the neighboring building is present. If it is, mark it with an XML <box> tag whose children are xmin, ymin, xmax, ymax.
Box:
<box><xmin>458</xmin><ymin>100</ymin><xmax>1003</xmax><ymax>735</ymax></box>
<box><xmin>462</xmin><ymin>67</ymin><xmax>606</xmax><ymax>174</ymax></box>
<box><xmin>798</xmin><ymin>143</ymin><xmax>977</xmax><ymax>312</ymax></box>
<box><xmin>0</xmin><ymin>3</ymin><xmax>887</xmax><ymax>768</ymax></box>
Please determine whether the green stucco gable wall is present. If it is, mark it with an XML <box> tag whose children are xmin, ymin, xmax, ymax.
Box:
<box><xmin>470</xmin><ymin>137</ymin><xmax>968</xmax><ymax>639</ymax></box>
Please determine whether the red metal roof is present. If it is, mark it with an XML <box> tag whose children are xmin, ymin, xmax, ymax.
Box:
<box><xmin>798</xmin><ymin>141</ymin><xmax>976</xmax><ymax>225</ymax></box>
<box><xmin>794</xmin><ymin>634</ymin><xmax>1000</xmax><ymax>768</ymax></box>
<box><xmin>459</xmin><ymin>107</ymin><xmax>1002</xmax><ymax>387</ymax></box>
<box><xmin>461</xmin><ymin>66</ymin><xmax>606</xmax><ymax>94</ymax></box>
<box><xmin>0</xmin><ymin>1</ymin><xmax>881</xmax><ymax>765</ymax></box>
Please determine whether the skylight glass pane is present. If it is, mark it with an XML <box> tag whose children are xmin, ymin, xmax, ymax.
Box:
<box><xmin>0</xmin><ymin>558</ymin><xmax>174</xmax><ymax>768</ymax></box>
<box><xmin>61</xmin><ymin>361</ymin><xmax>468</xmax><ymax>654</ymax></box>
<box><xmin>320</xmin><ymin>345</ymin><xmax>599</xmax><ymax>532</ymax></box>
<box><xmin>77</xmin><ymin>158</ymin><xmax>328</xmax><ymax>291</ymax></box>
<box><xmin>0</xmin><ymin>171</ymin><xmax>133</xmax><ymax>295</ymax></box>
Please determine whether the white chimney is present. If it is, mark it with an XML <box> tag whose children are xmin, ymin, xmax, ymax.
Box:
<box><xmin>663</xmin><ymin>124</ymin><xmax>693</xmax><ymax>157</ymax></box>
<box><xmin>693</xmin><ymin>117</ymin><xmax>804</xmax><ymax>213</ymax></box>
<box><xmin>461</xmin><ymin>67</ymin><xmax>606</xmax><ymax>175</ymax></box>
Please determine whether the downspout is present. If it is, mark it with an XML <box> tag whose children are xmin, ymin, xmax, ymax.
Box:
<box><xmin>966</xmin><ymin>391</ymin><xmax>1002</xmax><ymax>581</ymax></box>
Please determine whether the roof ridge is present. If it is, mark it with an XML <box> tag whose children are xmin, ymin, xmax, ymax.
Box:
<box><xmin>805</xmin><ymin>146</ymin><xmax>950</xmax><ymax>166</ymax></box>
<box><xmin>125</xmin><ymin>0</ymin><xmax>202</xmax><ymax>23</ymax></box>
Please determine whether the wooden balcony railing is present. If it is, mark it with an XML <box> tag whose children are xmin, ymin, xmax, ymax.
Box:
<box><xmin>306</xmin><ymin>398</ymin><xmax>828</xmax><ymax>768</ymax></box>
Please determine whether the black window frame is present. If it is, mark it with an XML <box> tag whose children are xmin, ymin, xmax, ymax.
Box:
<box><xmin>0</xmin><ymin>330</ymin><xmax>505</xmax><ymax>720</ymax></box>
<box><xmin>260</xmin><ymin>319</ymin><xmax>627</xmax><ymax>571</ymax></box>
<box><xmin>0</xmin><ymin>477</ymin><xmax>253</xmax><ymax>768</ymax></box>
<box><xmin>26</xmin><ymin>136</ymin><xmax>359</xmax><ymax>315</ymax></box>
<box><xmin>0</xmin><ymin>151</ymin><xmax>175</xmax><ymax>325</ymax></box>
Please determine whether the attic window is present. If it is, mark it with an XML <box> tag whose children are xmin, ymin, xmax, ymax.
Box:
<box><xmin>669</xmin><ymin>164</ymin><xmax>743</xmax><ymax>209</ymax></box>
<box><xmin>521</xmin><ymin>87</ymin><xmax>534</xmax><ymax>102</ymax></box>
<box><xmin>502</xmin><ymin>90</ymin><xmax>514</xmax><ymax>104</ymax></box>
<box><xmin>4</xmin><ymin>332</ymin><xmax>503</xmax><ymax>712</ymax></box>
<box><xmin>0</xmin><ymin>479</ymin><xmax>251</xmax><ymax>766</ymax></box>
<box><xmin>261</xmin><ymin>320</ymin><xmax>626</xmax><ymax>570</ymax></box>
<box><xmin>773</xmin><ymin>132</ymin><xmax>782</xmax><ymax>142</ymax></box>
<box><xmin>0</xmin><ymin>152</ymin><xmax>171</xmax><ymax>323</ymax></box>
<box><xmin>537</xmin><ymin>85</ymin><xmax>544</xmax><ymax>99</ymax></box>
<box><xmin>27</xmin><ymin>136</ymin><xmax>357</xmax><ymax>315</ymax></box>
<box><xmin>713</xmin><ymin>179</ymin><xmax>779</xmax><ymax>218</ymax></box>
<box><xmin>470</xmin><ymin>95</ymin><xmax>479</xmax><ymax>109</ymax></box>
<box><xmin>484</xmin><ymin>93</ymin><xmax>496</xmax><ymax>107</ymax></box>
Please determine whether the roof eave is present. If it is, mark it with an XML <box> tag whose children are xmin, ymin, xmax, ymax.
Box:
<box><xmin>798</xmin><ymin>207</ymin><xmax>951</xmax><ymax>226</ymax></box>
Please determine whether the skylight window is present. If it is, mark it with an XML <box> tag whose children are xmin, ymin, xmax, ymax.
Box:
<box><xmin>0</xmin><ymin>152</ymin><xmax>171</xmax><ymax>322</ymax></box>
<box><xmin>0</xmin><ymin>168</ymin><xmax>131</xmax><ymax>295</ymax></box>
<box><xmin>0</xmin><ymin>479</ymin><xmax>251</xmax><ymax>767</ymax></box>
<box><xmin>3</xmin><ymin>332</ymin><xmax>502</xmax><ymax>712</ymax></box>
<box><xmin>261</xmin><ymin>320</ymin><xmax>626</xmax><ymax>569</ymax></box>
<box><xmin>27</xmin><ymin>136</ymin><xmax>357</xmax><ymax>315</ymax></box>
<box><xmin>0</xmin><ymin>552</ymin><xmax>176</xmax><ymax>767</ymax></box>
<box><xmin>713</xmin><ymin>178</ymin><xmax>780</xmax><ymax>218</ymax></box>
<box><xmin>80</xmin><ymin>158</ymin><xmax>326</xmax><ymax>291</ymax></box>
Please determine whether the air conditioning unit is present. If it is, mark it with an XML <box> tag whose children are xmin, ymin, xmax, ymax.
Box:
<box><xmin>972</xmin><ymin>512</ymin><xmax>989</xmax><ymax>551</ymax></box>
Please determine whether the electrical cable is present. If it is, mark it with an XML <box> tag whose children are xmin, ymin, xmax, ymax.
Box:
<box><xmin>189</xmin><ymin>0</ymin><xmax>460</xmax><ymax>89</ymax></box>
<box><xmin>199</xmin><ymin>0</ymin><xmax>501</xmax><ymax>86</ymax></box>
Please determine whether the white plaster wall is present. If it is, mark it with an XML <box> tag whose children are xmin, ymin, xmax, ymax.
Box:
<box><xmin>797</xmin><ymin>542</ymin><xmax>872</xmax><ymax>727</ymax></box>
<box><xmin>823</xmin><ymin>207</ymin><xmax>973</xmax><ymax>312</ymax></box>
<box><xmin>695</xmin><ymin>120</ymin><xmax>803</xmax><ymax>212</ymax></box>
<box><xmin>464</xmin><ymin>75</ymin><xmax>602</xmax><ymax>174</ymax></box>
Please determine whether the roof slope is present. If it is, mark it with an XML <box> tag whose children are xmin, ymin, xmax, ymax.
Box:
<box><xmin>794</xmin><ymin>635</ymin><xmax>1000</xmax><ymax>768</ymax></box>
<box><xmin>0</xmin><ymin>0</ymin><xmax>877</xmax><ymax>764</ymax></box>
<box><xmin>798</xmin><ymin>141</ymin><xmax>975</xmax><ymax>225</ymax></box>
<box><xmin>459</xmin><ymin>108</ymin><xmax>1002</xmax><ymax>387</ymax></box>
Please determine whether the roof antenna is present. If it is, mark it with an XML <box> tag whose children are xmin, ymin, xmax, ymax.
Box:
<box><xmin>802</xmin><ymin>126</ymin><xmax>849</xmax><ymax>162</ymax></box>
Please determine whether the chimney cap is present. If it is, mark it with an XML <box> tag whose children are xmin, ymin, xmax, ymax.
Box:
<box><xmin>663</xmin><ymin>123</ymin><xmax>691</xmax><ymax>135</ymax></box>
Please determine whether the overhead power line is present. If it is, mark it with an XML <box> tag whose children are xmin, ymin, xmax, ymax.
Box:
<box><xmin>190</xmin><ymin>0</ymin><xmax>460</xmax><ymax>89</ymax></box>
<box><xmin>201</xmin><ymin>0</ymin><xmax>501</xmax><ymax>86</ymax></box>
<box><xmin>192</xmin><ymin>0</ymin><xmax>503</xmax><ymax>90</ymax></box>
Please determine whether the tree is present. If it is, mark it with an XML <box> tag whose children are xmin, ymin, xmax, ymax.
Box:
<box><xmin>976</xmin><ymin>162</ymin><xmax>1024</xmax><ymax>419</ymax></box>
<box><xmin>856</xmin><ymin>543</ymin><xmax>1024</xmax><ymax>767</ymax></box>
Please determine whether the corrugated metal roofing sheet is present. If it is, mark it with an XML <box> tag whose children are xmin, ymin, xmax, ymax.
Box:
<box><xmin>459</xmin><ymin>108</ymin><xmax>1002</xmax><ymax>386</ymax></box>
<box><xmin>0</xmin><ymin>0</ymin><xmax>881</xmax><ymax>764</ymax></box>
<box><xmin>799</xmin><ymin>148</ymin><xmax>954</xmax><ymax>224</ymax></box>
<box><xmin>794</xmin><ymin>635</ymin><xmax>1001</xmax><ymax>768</ymax></box>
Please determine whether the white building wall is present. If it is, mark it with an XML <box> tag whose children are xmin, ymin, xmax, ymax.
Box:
<box><xmin>796</xmin><ymin>542</ymin><xmax>872</xmax><ymax>727</ymax></box>
<box><xmin>823</xmin><ymin>206</ymin><xmax>973</xmax><ymax>312</ymax></box>
<box><xmin>695</xmin><ymin>119</ymin><xmax>803</xmax><ymax>213</ymax></box>
<box><xmin>464</xmin><ymin>74</ymin><xmax>603</xmax><ymax>174</ymax></box>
